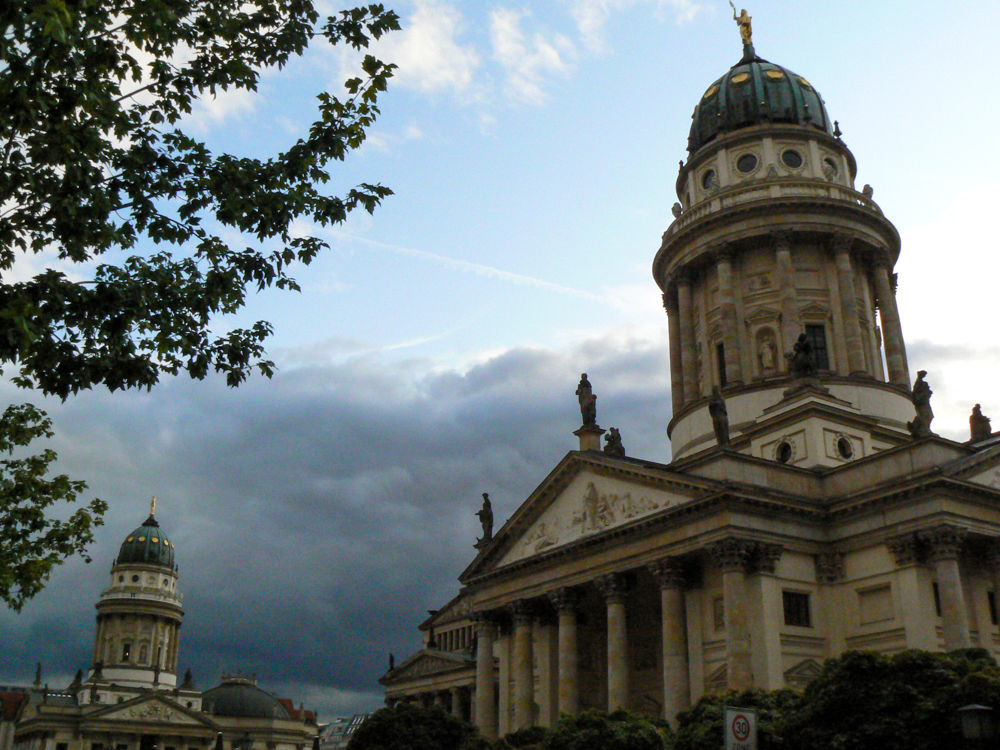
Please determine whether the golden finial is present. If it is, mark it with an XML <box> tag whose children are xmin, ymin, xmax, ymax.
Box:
<box><xmin>729</xmin><ymin>1</ymin><xmax>752</xmax><ymax>46</ymax></box>
<box><xmin>150</xmin><ymin>495</ymin><xmax>157</xmax><ymax>517</ymax></box>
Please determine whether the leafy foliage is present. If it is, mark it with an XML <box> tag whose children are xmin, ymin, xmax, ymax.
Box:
<box><xmin>0</xmin><ymin>0</ymin><xmax>398</xmax><ymax>606</ymax></box>
<box><xmin>346</xmin><ymin>703</ymin><xmax>484</xmax><ymax>750</ymax></box>
<box><xmin>0</xmin><ymin>404</ymin><xmax>106</xmax><ymax>610</ymax></box>
<box><xmin>544</xmin><ymin>710</ymin><xmax>668</xmax><ymax>750</ymax></box>
<box><xmin>672</xmin><ymin>688</ymin><xmax>796</xmax><ymax>750</ymax></box>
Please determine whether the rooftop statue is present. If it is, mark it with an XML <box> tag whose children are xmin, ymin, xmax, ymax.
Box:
<box><xmin>970</xmin><ymin>403</ymin><xmax>992</xmax><ymax>442</ymax></box>
<box><xmin>789</xmin><ymin>333</ymin><xmax>818</xmax><ymax>379</ymax></box>
<box><xmin>576</xmin><ymin>372</ymin><xmax>597</xmax><ymax>426</ymax></box>
<box><xmin>474</xmin><ymin>492</ymin><xmax>493</xmax><ymax>549</ymax></box>
<box><xmin>730</xmin><ymin>2</ymin><xmax>752</xmax><ymax>46</ymax></box>
<box><xmin>709</xmin><ymin>386</ymin><xmax>730</xmax><ymax>447</ymax></box>
<box><xmin>907</xmin><ymin>370</ymin><xmax>935</xmax><ymax>437</ymax></box>
<box><xmin>603</xmin><ymin>427</ymin><xmax>626</xmax><ymax>457</ymax></box>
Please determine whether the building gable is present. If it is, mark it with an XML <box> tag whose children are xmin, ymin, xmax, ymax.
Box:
<box><xmin>382</xmin><ymin>651</ymin><xmax>473</xmax><ymax>686</ymax></box>
<box><xmin>86</xmin><ymin>694</ymin><xmax>212</xmax><ymax>728</ymax></box>
<box><xmin>494</xmin><ymin>468</ymin><xmax>694</xmax><ymax>567</ymax></box>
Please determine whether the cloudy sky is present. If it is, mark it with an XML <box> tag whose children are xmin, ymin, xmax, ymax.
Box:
<box><xmin>3</xmin><ymin>0</ymin><xmax>1000</xmax><ymax>720</ymax></box>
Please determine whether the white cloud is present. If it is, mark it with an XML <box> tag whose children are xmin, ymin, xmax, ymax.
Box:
<box><xmin>377</xmin><ymin>0</ymin><xmax>481</xmax><ymax>100</ymax></box>
<box><xmin>490</xmin><ymin>8</ymin><xmax>575</xmax><ymax>104</ymax></box>
<box><xmin>570</xmin><ymin>0</ymin><xmax>706</xmax><ymax>53</ymax></box>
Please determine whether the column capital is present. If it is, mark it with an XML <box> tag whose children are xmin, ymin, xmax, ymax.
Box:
<box><xmin>595</xmin><ymin>572</ymin><xmax>630</xmax><ymax>603</ymax></box>
<box><xmin>886</xmin><ymin>533</ymin><xmax>920</xmax><ymax>566</ymax></box>
<box><xmin>713</xmin><ymin>243</ymin><xmax>736</xmax><ymax>263</ymax></box>
<box><xmin>918</xmin><ymin>525</ymin><xmax>967</xmax><ymax>562</ymax></box>
<box><xmin>547</xmin><ymin>586</ymin><xmax>578</xmax><ymax>612</ymax></box>
<box><xmin>471</xmin><ymin>610</ymin><xmax>498</xmax><ymax>628</ymax></box>
<box><xmin>508</xmin><ymin>599</ymin><xmax>535</xmax><ymax>624</ymax></box>
<box><xmin>707</xmin><ymin>537</ymin><xmax>755</xmax><ymax>572</ymax></box>
<box><xmin>674</xmin><ymin>270</ymin><xmax>693</xmax><ymax>288</ymax></box>
<box><xmin>749</xmin><ymin>543</ymin><xmax>783</xmax><ymax>575</ymax></box>
<box><xmin>831</xmin><ymin>234</ymin><xmax>854</xmax><ymax>255</ymax></box>
<box><xmin>773</xmin><ymin>231</ymin><xmax>793</xmax><ymax>252</ymax></box>
<box><xmin>662</xmin><ymin>291</ymin><xmax>677</xmax><ymax>315</ymax></box>
<box><xmin>648</xmin><ymin>556</ymin><xmax>686</xmax><ymax>590</ymax></box>
<box><xmin>815</xmin><ymin>551</ymin><xmax>845</xmax><ymax>584</ymax></box>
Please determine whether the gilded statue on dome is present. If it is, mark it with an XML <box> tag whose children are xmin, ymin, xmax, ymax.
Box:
<box><xmin>729</xmin><ymin>1</ymin><xmax>752</xmax><ymax>46</ymax></box>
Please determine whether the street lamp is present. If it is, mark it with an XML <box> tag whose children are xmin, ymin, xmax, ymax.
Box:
<box><xmin>958</xmin><ymin>704</ymin><xmax>995</xmax><ymax>749</ymax></box>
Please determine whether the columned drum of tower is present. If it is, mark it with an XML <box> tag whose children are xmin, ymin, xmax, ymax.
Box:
<box><xmin>654</xmin><ymin>47</ymin><xmax>912</xmax><ymax>463</ymax></box>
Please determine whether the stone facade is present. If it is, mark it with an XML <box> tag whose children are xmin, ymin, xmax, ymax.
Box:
<box><xmin>380</xmin><ymin>37</ymin><xmax>1000</xmax><ymax>741</ymax></box>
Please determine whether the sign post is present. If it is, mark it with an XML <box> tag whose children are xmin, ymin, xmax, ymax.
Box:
<box><xmin>724</xmin><ymin>706</ymin><xmax>757</xmax><ymax>750</ymax></box>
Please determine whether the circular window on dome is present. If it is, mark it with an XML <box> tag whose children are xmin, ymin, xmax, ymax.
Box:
<box><xmin>701</xmin><ymin>169</ymin><xmax>717</xmax><ymax>190</ymax></box>
<box><xmin>736</xmin><ymin>153</ymin><xmax>758</xmax><ymax>173</ymax></box>
<box><xmin>781</xmin><ymin>149</ymin><xmax>803</xmax><ymax>169</ymax></box>
<box><xmin>731</xmin><ymin>72</ymin><xmax>749</xmax><ymax>84</ymax></box>
<box><xmin>836</xmin><ymin>436</ymin><xmax>854</xmax><ymax>460</ymax></box>
<box><xmin>775</xmin><ymin>440</ymin><xmax>794</xmax><ymax>464</ymax></box>
<box><xmin>765</xmin><ymin>69</ymin><xmax>785</xmax><ymax>80</ymax></box>
<box><xmin>131</xmin><ymin>574</ymin><xmax>140</xmax><ymax>582</ymax></box>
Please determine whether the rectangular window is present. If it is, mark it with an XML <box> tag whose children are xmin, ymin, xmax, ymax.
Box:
<box><xmin>57</xmin><ymin>744</ymin><xmax>68</xmax><ymax>750</ymax></box>
<box><xmin>783</xmin><ymin>591</ymin><xmax>812</xmax><ymax>627</ymax></box>
<box><xmin>712</xmin><ymin>596</ymin><xmax>725</xmax><ymax>630</ymax></box>
<box><xmin>121</xmin><ymin>642</ymin><xmax>131</xmax><ymax>661</ymax></box>
<box><xmin>933</xmin><ymin>582</ymin><xmax>942</xmax><ymax>616</ymax></box>
<box><xmin>989</xmin><ymin>591</ymin><xmax>997</xmax><ymax>626</ymax></box>
<box><xmin>716</xmin><ymin>342</ymin><xmax>727</xmax><ymax>387</ymax></box>
<box><xmin>805</xmin><ymin>324</ymin><xmax>829</xmax><ymax>370</ymax></box>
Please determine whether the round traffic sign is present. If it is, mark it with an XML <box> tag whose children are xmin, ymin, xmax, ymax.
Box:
<box><xmin>731</xmin><ymin>713</ymin><xmax>751</xmax><ymax>741</ymax></box>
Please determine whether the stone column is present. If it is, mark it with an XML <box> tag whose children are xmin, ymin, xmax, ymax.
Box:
<box><xmin>450</xmin><ymin>687</ymin><xmax>463</xmax><ymax>719</ymax></box>
<box><xmin>708</xmin><ymin>539</ymin><xmax>753</xmax><ymax>690</ymax></box>
<box><xmin>921</xmin><ymin>526</ymin><xmax>971</xmax><ymax>649</ymax></box>
<box><xmin>596</xmin><ymin>573</ymin><xmax>630</xmax><ymax>711</ymax></box>
<box><xmin>745</xmin><ymin>544</ymin><xmax>784</xmax><ymax>690</ymax></box>
<box><xmin>648</xmin><ymin>557</ymin><xmax>689</xmax><ymax>723</ymax></box>
<box><xmin>511</xmin><ymin>600</ymin><xmax>535</xmax><ymax>730</ymax></box>
<box><xmin>774</xmin><ymin>233</ymin><xmax>799</xmax><ymax>362</ymax></box>
<box><xmin>497</xmin><ymin>628</ymin><xmax>511</xmax><ymax>736</ymax></box>
<box><xmin>473</xmin><ymin>616</ymin><xmax>497</xmax><ymax>740</ymax></box>
<box><xmin>832</xmin><ymin>239</ymin><xmax>867</xmax><ymax>375</ymax></box>
<box><xmin>676</xmin><ymin>274</ymin><xmax>699</xmax><ymax>404</ymax></box>
<box><xmin>664</xmin><ymin>291</ymin><xmax>685</xmax><ymax>416</ymax></box>
<box><xmin>533</xmin><ymin>618</ymin><xmax>556</xmax><ymax>727</ymax></box>
<box><xmin>887</xmin><ymin>535</ymin><xmax>937</xmax><ymax>649</ymax></box>
<box><xmin>716</xmin><ymin>247</ymin><xmax>743</xmax><ymax>386</ymax></box>
<box><xmin>872</xmin><ymin>259</ymin><xmax>910</xmax><ymax>386</ymax></box>
<box><xmin>548</xmin><ymin>587</ymin><xmax>579</xmax><ymax>716</ymax></box>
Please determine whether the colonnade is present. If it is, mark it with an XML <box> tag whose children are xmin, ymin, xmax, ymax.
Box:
<box><xmin>471</xmin><ymin>539</ymin><xmax>782</xmax><ymax>740</ymax></box>
<box><xmin>663</xmin><ymin>236</ymin><xmax>910</xmax><ymax>413</ymax></box>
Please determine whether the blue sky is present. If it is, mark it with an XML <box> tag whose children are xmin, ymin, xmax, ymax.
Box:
<box><xmin>4</xmin><ymin>0</ymin><xmax>1000</xmax><ymax>721</ymax></box>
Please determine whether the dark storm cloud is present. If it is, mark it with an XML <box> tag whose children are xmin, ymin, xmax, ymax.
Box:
<box><xmin>0</xmin><ymin>333</ymin><xmax>671</xmax><ymax>717</ymax></box>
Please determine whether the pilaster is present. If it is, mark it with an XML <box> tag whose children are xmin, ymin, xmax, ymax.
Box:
<box><xmin>648</xmin><ymin>557</ymin><xmax>689</xmax><ymax>722</ymax></box>
<box><xmin>595</xmin><ymin>572</ymin><xmax>630</xmax><ymax>711</ymax></box>
<box><xmin>708</xmin><ymin>538</ymin><xmax>754</xmax><ymax>690</ymax></box>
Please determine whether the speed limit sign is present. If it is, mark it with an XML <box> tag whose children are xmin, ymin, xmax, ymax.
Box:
<box><xmin>724</xmin><ymin>706</ymin><xmax>757</xmax><ymax>750</ymax></box>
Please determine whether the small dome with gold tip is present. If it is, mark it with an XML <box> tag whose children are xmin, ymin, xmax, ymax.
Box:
<box><xmin>115</xmin><ymin>499</ymin><xmax>176</xmax><ymax>569</ymax></box>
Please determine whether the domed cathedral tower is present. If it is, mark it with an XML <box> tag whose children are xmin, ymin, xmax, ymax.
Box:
<box><xmin>656</xmin><ymin>23</ymin><xmax>912</xmax><ymax>463</ymax></box>
<box><xmin>90</xmin><ymin>498</ymin><xmax>184</xmax><ymax>690</ymax></box>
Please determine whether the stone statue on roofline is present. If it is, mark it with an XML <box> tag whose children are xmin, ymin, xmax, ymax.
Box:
<box><xmin>907</xmin><ymin>370</ymin><xmax>935</xmax><ymax>437</ymax></box>
<box><xmin>474</xmin><ymin>492</ymin><xmax>493</xmax><ymax>549</ymax></box>
<box><xmin>576</xmin><ymin>372</ymin><xmax>597</xmax><ymax>426</ymax></box>
<box><xmin>709</xmin><ymin>386</ymin><xmax>730</xmax><ymax>447</ymax></box>
<box><xmin>970</xmin><ymin>403</ymin><xmax>992</xmax><ymax>442</ymax></box>
<box><xmin>603</xmin><ymin>427</ymin><xmax>625</xmax><ymax>457</ymax></box>
<box><xmin>788</xmin><ymin>333</ymin><xmax>818</xmax><ymax>379</ymax></box>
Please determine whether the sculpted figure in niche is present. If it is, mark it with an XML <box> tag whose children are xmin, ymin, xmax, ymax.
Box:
<box><xmin>970</xmin><ymin>403</ymin><xmax>992</xmax><ymax>442</ymax></box>
<box><xmin>789</xmin><ymin>333</ymin><xmax>817</xmax><ymax>378</ymax></box>
<box><xmin>709</xmin><ymin>386</ymin><xmax>730</xmax><ymax>447</ymax></box>
<box><xmin>474</xmin><ymin>492</ymin><xmax>493</xmax><ymax>549</ymax></box>
<box><xmin>603</xmin><ymin>427</ymin><xmax>625</xmax><ymax>457</ymax></box>
<box><xmin>576</xmin><ymin>372</ymin><xmax>597</xmax><ymax>426</ymax></box>
<box><xmin>907</xmin><ymin>370</ymin><xmax>934</xmax><ymax>437</ymax></box>
<box><xmin>757</xmin><ymin>332</ymin><xmax>776</xmax><ymax>372</ymax></box>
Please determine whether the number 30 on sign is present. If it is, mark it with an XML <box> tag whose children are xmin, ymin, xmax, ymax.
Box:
<box><xmin>724</xmin><ymin>706</ymin><xmax>757</xmax><ymax>750</ymax></box>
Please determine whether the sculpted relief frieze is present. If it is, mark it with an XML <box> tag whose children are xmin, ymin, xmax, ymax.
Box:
<box><xmin>501</xmin><ymin>474</ymin><xmax>675</xmax><ymax>565</ymax></box>
<box><xmin>126</xmin><ymin>702</ymin><xmax>175</xmax><ymax>721</ymax></box>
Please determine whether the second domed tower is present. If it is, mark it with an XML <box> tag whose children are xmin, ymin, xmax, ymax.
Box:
<box><xmin>90</xmin><ymin>499</ymin><xmax>184</xmax><ymax>689</ymax></box>
<box><xmin>656</xmin><ymin>37</ymin><xmax>911</xmax><ymax>463</ymax></box>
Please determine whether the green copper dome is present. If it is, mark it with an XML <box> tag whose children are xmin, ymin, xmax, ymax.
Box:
<box><xmin>688</xmin><ymin>48</ymin><xmax>833</xmax><ymax>154</ymax></box>
<box><xmin>116</xmin><ymin>514</ymin><xmax>176</xmax><ymax>569</ymax></box>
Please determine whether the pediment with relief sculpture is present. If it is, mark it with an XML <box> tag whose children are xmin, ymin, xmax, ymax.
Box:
<box><xmin>85</xmin><ymin>694</ymin><xmax>212</xmax><ymax>727</ymax></box>
<box><xmin>467</xmin><ymin>454</ymin><xmax>706</xmax><ymax>573</ymax></box>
